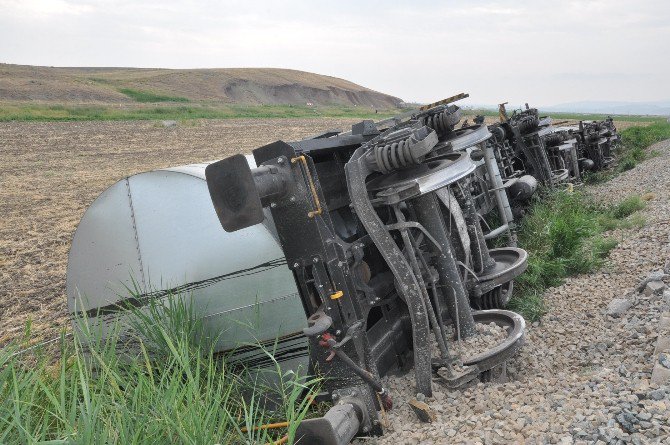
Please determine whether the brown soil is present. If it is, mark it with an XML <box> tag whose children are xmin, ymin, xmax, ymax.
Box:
<box><xmin>0</xmin><ymin>118</ymin><xmax>362</xmax><ymax>345</ymax></box>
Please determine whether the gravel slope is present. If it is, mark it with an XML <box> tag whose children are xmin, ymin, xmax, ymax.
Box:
<box><xmin>356</xmin><ymin>140</ymin><xmax>670</xmax><ymax>444</ymax></box>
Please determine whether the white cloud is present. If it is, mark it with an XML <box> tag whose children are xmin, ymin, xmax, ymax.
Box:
<box><xmin>0</xmin><ymin>0</ymin><xmax>668</xmax><ymax>105</ymax></box>
<box><xmin>1</xmin><ymin>0</ymin><xmax>91</xmax><ymax>18</ymax></box>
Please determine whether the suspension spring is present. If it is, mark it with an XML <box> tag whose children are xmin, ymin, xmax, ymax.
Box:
<box><xmin>543</xmin><ymin>132</ymin><xmax>563</xmax><ymax>147</ymax></box>
<box><xmin>516</xmin><ymin>115</ymin><xmax>539</xmax><ymax>134</ymax></box>
<box><xmin>420</xmin><ymin>107</ymin><xmax>459</xmax><ymax>137</ymax></box>
<box><xmin>373</xmin><ymin>136</ymin><xmax>418</xmax><ymax>174</ymax></box>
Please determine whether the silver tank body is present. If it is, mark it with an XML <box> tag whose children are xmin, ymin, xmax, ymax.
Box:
<box><xmin>66</xmin><ymin>157</ymin><xmax>307</xmax><ymax>369</ymax></box>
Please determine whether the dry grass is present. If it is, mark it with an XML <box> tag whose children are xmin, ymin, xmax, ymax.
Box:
<box><xmin>0</xmin><ymin>64</ymin><xmax>402</xmax><ymax>108</ymax></box>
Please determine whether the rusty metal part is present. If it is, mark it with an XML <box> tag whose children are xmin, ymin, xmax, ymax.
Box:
<box><xmin>408</xmin><ymin>399</ymin><xmax>437</xmax><ymax>423</ymax></box>
<box><xmin>291</xmin><ymin>155</ymin><xmax>324</xmax><ymax>217</ymax></box>
<box><xmin>419</xmin><ymin>93</ymin><xmax>470</xmax><ymax>111</ymax></box>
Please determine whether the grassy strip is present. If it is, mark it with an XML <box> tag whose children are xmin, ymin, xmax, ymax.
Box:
<box><xmin>0</xmin><ymin>295</ymin><xmax>317</xmax><ymax>444</ymax></box>
<box><xmin>616</xmin><ymin>121</ymin><xmax>670</xmax><ymax>172</ymax></box>
<box><xmin>543</xmin><ymin>112</ymin><xmax>663</xmax><ymax>123</ymax></box>
<box><xmin>0</xmin><ymin>103</ymin><xmax>401</xmax><ymax>122</ymax></box>
<box><xmin>508</xmin><ymin>191</ymin><xmax>646</xmax><ymax>321</ymax></box>
<box><xmin>581</xmin><ymin>121</ymin><xmax>670</xmax><ymax>183</ymax></box>
<box><xmin>2</xmin><ymin>102</ymin><xmax>663</xmax><ymax>123</ymax></box>
<box><xmin>464</xmin><ymin>108</ymin><xmax>665</xmax><ymax>123</ymax></box>
<box><xmin>118</xmin><ymin>88</ymin><xmax>190</xmax><ymax>103</ymax></box>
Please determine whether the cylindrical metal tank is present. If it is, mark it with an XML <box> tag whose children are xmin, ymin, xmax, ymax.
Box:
<box><xmin>66</xmin><ymin>157</ymin><xmax>308</xmax><ymax>370</ymax></box>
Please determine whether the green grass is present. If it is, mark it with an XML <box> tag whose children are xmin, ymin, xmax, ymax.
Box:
<box><xmin>582</xmin><ymin>170</ymin><xmax>615</xmax><ymax>185</ymax></box>
<box><xmin>0</xmin><ymin>294</ymin><xmax>318</xmax><ymax>444</ymax></box>
<box><xmin>611</xmin><ymin>195</ymin><xmax>646</xmax><ymax>218</ymax></box>
<box><xmin>119</xmin><ymin>88</ymin><xmax>190</xmax><ymax>103</ymax></box>
<box><xmin>580</xmin><ymin>122</ymin><xmax>670</xmax><ymax>181</ymax></box>
<box><xmin>508</xmin><ymin>191</ymin><xmax>645</xmax><ymax>321</ymax></box>
<box><xmin>616</xmin><ymin>121</ymin><xmax>670</xmax><ymax>172</ymax></box>
<box><xmin>463</xmin><ymin>107</ymin><xmax>666</xmax><ymax>123</ymax></box>
<box><xmin>0</xmin><ymin>103</ymin><xmax>403</xmax><ymax>122</ymax></box>
<box><xmin>542</xmin><ymin>112</ymin><xmax>663</xmax><ymax>123</ymax></box>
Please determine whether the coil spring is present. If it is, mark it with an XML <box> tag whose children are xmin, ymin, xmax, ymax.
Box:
<box><xmin>373</xmin><ymin>136</ymin><xmax>417</xmax><ymax>174</ymax></box>
<box><xmin>585</xmin><ymin>130</ymin><xmax>599</xmax><ymax>142</ymax></box>
<box><xmin>421</xmin><ymin>108</ymin><xmax>457</xmax><ymax>137</ymax></box>
<box><xmin>543</xmin><ymin>132</ymin><xmax>563</xmax><ymax>147</ymax></box>
<box><xmin>516</xmin><ymin>115</ymin><xmax>539</xmax><ymax>134</ymax></box>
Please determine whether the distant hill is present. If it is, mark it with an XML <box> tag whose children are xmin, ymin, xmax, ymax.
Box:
<box><xmin>542</xmin><ymin>100</ymin><xmax>670</xmax><ymax>116</ymax></box>
<box><xmin>0</xmin><ymin>64</ymin><xmax>404</xmax><ymax>109</ymax></box>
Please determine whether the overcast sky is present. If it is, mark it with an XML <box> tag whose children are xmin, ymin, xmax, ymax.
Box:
<box><xmin>1</xmin><ymin>0</ymin><xmax>669</xmax><ymax>106</ymax></box>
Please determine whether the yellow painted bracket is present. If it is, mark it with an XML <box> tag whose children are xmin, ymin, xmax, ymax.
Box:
<box><xmin>330</xmin><ymin>291</ymin><xmax>344</xmax><ymax>300</ymax></box>
<box><xmin>498</xmin><ymin>102</ymin><xmax>509</xmax><ymax>123</ymax></box>
<box><xmin>291</xmin><ymin>155</ymin><xmax>323</xmax><ymax>218</ymax></box>
<box><xmin>419</xmin><ymin>93</ymin><xmax>469</xmax><ymax>111</ymax></box>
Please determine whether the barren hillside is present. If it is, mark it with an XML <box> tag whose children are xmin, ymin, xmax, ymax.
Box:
<box><xmin>0</xmin><ymin>64</ymin><xmax>403</xmax><ymax>109</ymax></box>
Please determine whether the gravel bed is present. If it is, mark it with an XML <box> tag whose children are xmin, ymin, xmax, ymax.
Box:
<box><xmin>355</xmin><ymin>140</ymin><xmax>670</xmax><ymax>444</ymax></box>
<box><xmin>431</xmin><ymin>322</ymin><xmax>509</xmax><ymax>360</ymax></box>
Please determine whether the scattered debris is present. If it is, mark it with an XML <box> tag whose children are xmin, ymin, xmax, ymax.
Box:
<box><xmin>408</xmin><ymin>399</ymin><xmax>436</xmax><ymax>423</ymax></box>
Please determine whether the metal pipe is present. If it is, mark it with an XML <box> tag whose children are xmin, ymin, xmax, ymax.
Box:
<box><xmin>568</xmin><ymin>143</ymin><xmax>582</xmax><ymax>182</ymax></box>
<box><xmin>407</xmin><ymin>232</ymin><xmax>451</xmax><ymax>350</ymax></box>
<box><xmin>481</xmin><ymin>142</ymin><xmax>515</xmax><ymax>239</ymax></box>
<box><xmin>410</xmin><ymin>193</ymin><xmax>476</xmax><ymax>337</ymax></box>
<box><xmin>393</xmin><ymin>206</ymin><xmax>451</xmax><ymax>363</ymax></box>
<box><xmin>454</xmin><ymin>181</ymin><xmax>495</xmax><ymax>274</ymax></box>
<box><xmin>323</xmin><ymin>337</ymin><xmax>385</xmax><ymax>394</ymax></box>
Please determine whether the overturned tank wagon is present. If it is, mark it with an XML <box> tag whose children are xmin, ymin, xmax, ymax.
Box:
<box><xmin>541</xmin><ymin>129</ymin><xmax>583</xmax><ymax>184</ymax></box>
<box><xmin>66</xmin><ymin>160</ymin><xmax>310</xmax><ymax>371</ymax></box>
<box><xmin>67</xmin><ymin>95</ymin><xmax>529</xmax><ymax>443</ymax></box>
<box><xmin>497</xmin><ymin>103</ymin><xmax>568</xmax><ymax>187</ymax></box>
<box><xmin>489</xmin><ymin>104</ymin><xmax>622</xmax><ymax>199</ymax></box>
<box><xmin>569</xmin><ymin>117</ymin><xmax>621</xmax><ymax>171</ymax></box>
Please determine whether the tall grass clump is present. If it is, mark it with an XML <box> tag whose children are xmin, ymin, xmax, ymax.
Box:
<box><xmin>509</xmin><ymin>190</ymin><xmax>644</xmax><ymax>321</ymax></box>
<box><xmin>617</xmin><ymin>121</ymin><xmax>670</xmax><ymax>172</ymax></box>
<box><xmin>0</xmin><ymin>293</ymin><xmax>317</xmax><ymax>444</ymax></box>
<box><xmin>611</xmin><ymin>195</ymin><xmax>646</xmax><ymax>219</ymax></box>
